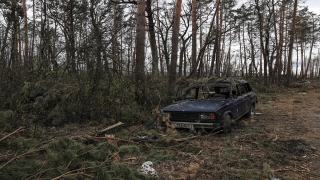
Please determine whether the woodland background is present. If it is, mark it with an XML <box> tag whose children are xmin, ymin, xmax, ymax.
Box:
<box><xmin>0</xmin><ymin>0</ymin><xmax>320</xmax><ymax>179</ymax></box>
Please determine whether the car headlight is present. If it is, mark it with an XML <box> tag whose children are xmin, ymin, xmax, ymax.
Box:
<box><xmin>200</xmin><ymin>113</ymin><xmax>215</xmax><ymax>119</ymax></box>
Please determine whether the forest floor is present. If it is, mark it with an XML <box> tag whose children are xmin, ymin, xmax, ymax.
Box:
<box><xmin>2</xmin><ymin>80</ymin><xmax>320</xmax><ymax>180</ymax></box>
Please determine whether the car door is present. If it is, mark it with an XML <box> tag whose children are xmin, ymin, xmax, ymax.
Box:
<box><xmin>229</xmin><ymin>86</ymin><xmax>242</xmax><ymax>119</ymax></box>
<box><xmin>245</xmin><ymin>83</ymin><xmax>256</xmax><ymax>104</ymax></box>
<box><xmin>237</xmin><ymin>84</ymin><xmax>250</xmax><ymax>116</ymax></box>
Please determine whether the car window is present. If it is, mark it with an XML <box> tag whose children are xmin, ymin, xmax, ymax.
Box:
<box><xmin>215</xmin><ymin>87</ymin><xmax>229</xmax><ymax>94</ymax></box>
<box><xmin>238</xmin><ymin>84</ymin><xmax>248</xmax><ymax>95</ymax></box>
<box><xmin>184</xmin><ymin>87</ymin><xmax>198</xmax><ymax>99</ymax></box>
<box><xmin>245</xmin><ymin>83</ymin><xmax>253</xmax><ymax>92</ymax></box>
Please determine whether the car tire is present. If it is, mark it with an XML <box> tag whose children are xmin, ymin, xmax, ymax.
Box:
<box><xmin>222</xmin><ymin>114</ymin><xmax>232</xmax><ymax>133</ymax></box>
<box><xmin>245</xmin><ymin>104</ymin><xmax>254</xmax><ymax>118</ymax></box>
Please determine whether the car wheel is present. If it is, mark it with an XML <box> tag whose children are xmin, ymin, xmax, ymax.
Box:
<box><xmin>245</xmin><ymin>104</ymin><xmax>254</xmax><ymax>118</ymax></box>
<box><xmin>222</xmin><ymin>114</ymin><xmax>232</xmax><ymax>133</ymax></box>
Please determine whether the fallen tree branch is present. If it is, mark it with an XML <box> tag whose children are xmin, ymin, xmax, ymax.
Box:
<box><xmin>94</xmin><ymin>122</ymin><xmax>124</xmax><ymax>136</ymax></box>
<box><xmin>0</xmin><ymin>143</ymin><xmax>37</xmax><ymax>170</ymax></box>
<box><xmin>52</xmin><ymin>167</ymin><xmax>96</xmax><ymax>180</ymax></box>
<box><xmin>0</xmin><ymin>127</ymin><xmax>24</xmax><ymax>142</ymax></box>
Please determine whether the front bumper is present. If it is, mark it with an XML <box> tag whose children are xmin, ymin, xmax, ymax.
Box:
<box><xmin>171</xmin><ymin>121</ymin><xmax>221</xmax><ymax>129</ymax></box>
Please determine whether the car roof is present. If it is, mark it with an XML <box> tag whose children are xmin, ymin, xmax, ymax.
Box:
<box><xmin>216</xmin><ymin>77</ymin><xmax>248</xmax><ymax>86</ymax></box>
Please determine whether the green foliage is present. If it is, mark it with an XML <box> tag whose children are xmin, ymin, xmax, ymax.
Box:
<box><xmin>48</xmin><ymin>105</ymin><xmax>66</xmax><ymax>126</ymax></box>
<box><xmin>119</xmin><ymin>144</ymin><xmax>141</xmax><ymax>158</ymax></box>
<box><xmin>110</xmin><ymin>163</ymin><xmax>148</xmax><ymax>180</ymax></box>
<box><xmin>0</xmin><ymin>136</ymin><xmax>148</xmax><ymax>179</ymax></box>
<box><xmin>145</xmin><ymin>149</ymin><xmax>176</xmax><ymax>163</ymax></box>
<box><xmin>0</xmin><ymin>110</ymin><xmax>12</xmax><ymax>127</ymax></box>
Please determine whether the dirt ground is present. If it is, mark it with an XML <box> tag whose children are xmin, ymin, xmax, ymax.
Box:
<box><xmin>255</xmin><ymin>83</ymin><xmax>320</xmax><ymax>179</ymax></box>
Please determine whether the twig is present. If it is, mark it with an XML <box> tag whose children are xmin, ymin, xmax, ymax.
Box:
<box><xmin>274</xmin><ymin>167</ymin><xmax>308</xmax><ymax>172</ymax></box>
<box><xmin>175</xmin><ymin>135</ymin><xmax>201</xmax><ymax>142</ymax></box>
<box><xmin>0</xmin><ymin>127</ymin><xmax>24</xmax><ymax>142</ymax></box>
<box><xmin>27</xmin><ymin>168</ymin><xmax>57</xmax><ymax>180</ymax></box>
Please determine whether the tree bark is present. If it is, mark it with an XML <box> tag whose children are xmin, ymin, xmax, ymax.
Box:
<box><xmin>146</xmin><ymin>0</ymin><xmax>159</xmax><ymax>76</ymax></box>
<box><xmin>22</xmin><ymin>0</ymin><xmax>29</xmax><ymax>70</ymax></box>
<box><xmin>135</xmin><ymin>0</ymin><xmax>146</xmax><ymax>104</ymax></box>
<box><xmin>168</xmin><ymin>0</ymin><xmax>182</xmax><ymax>97</ymax></box>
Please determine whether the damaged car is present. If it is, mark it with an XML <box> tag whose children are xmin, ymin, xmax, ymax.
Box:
<box><xmin>161</xmin><ymin>77</ymin><xmax>257</xmax><ymax>133</ymax></box>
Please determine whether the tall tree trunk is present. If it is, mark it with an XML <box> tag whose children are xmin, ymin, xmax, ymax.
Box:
<box><xmin>286</xmin><ymin>0</ymin><xmax>298</xmax><ymax>86</ymax></box>
<box><xmin>69</xmin><ymin>0</ymin><xmax>76</xmax><ymax>73</ymax></box>
<box><xmin>277</xmin><ymin>0</ymin><xmax>286</xmax><ymax>82</ymax></box>
<box><xmin>146</xmin><ymin>0</ymin><xmax>159</xmax><ymax>76</ymax></box>
<box><xmin>295</xmin><ymin>37</ymin><xmax>299</xmax><ymax>78</ymax></box>
<box><xmin>168</xmin><ymin>0</ymin><xmax>182</xmax><ymax>97</ymax></box>
<box><xmin>238</xmin><ymin>26</ymin><xmax>244</xmax><ymax>77</ymax></box>
<box><xmin>90</xmin><ymin>0</ymin><xmax>103</xmax><ymax>74</ymax></box>
<box><xmin>113</xmin><ymin>3</ymin><xmax>118</xmax><ymax>74</ymax></box>
<box><xmin>156</xmin><ymin>0</ymin><xmax>164</xmax><ymax>76</ymax></box>
<box><xmin>214</xmin><ymin>0</ymin><xmax>222</xmax><ymax>77</ymax></box>
<box><xmin>0</xmin><ymin>17</ymin><xmax>11</xmax><ymax>69</ymax></box>
<box><xmin>31</xmin><ymin>0</ymin><xmax>35</xmax><ymax>70</ymax></box>
<box><xmin>300</xmin><ymin>35</ymin><xmax>304</xmax><ymax>78</ymax></box>
<box><xmin>10</xmin><ymin>0</ymin><xmax>19</xmax><ymax>69</ymax></box>
<box><xmin>22</xmin><ymin>0</ymin><xmax>29</xmax><ymax>70</ymax></box>
<box><xmin>242</xmin><ymin>23</ymin><xmax>247</xmax><ymax>77</ymax></box>
<box><xmin>191</xmin><ymin>0</ymin><xmax>197</xmax><ymax>77</ymax></box>
<box><xmin>135</xmin><ymin>0</ymin><xmax>146</xmax><ymax>104</ymax></box>
<box><xmin>304</xmin><ymin>19</ymin><xmax>316</xmax><ymax>78</ymax></box>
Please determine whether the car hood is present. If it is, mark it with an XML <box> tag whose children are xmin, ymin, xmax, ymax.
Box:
<box><xmin>162</xmin><ymin>99</ymin><xmax>228</xmax><ymax>112</ymax></box>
